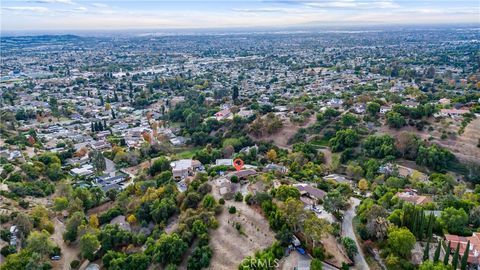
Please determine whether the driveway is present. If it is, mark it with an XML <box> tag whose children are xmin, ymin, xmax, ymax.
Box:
<box><xmin>51</xmin><ymin>218</ymin><xmax>79</xmax><ymax>270</ymax></box>
<box><xmin>280</xmin><ymin>249</ymin><xmax>339</xmax><ymax>270</ymax></box>
<box><xmin>342</xmin><ymin>198</ymin><xmax>370</xmax><ymax>270</ymax></box>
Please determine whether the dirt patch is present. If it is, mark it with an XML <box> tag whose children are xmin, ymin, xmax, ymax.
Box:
<box><xmin>87</xmin><ymin>201</ymin><xmax>115</xmax><ymax>216</ymax></box>
<box><xmin>209</xmin><ymin>201</ymin><xmax>275</xmax><ymax>270</ymax></box>
<box><xmin>250</xmin><ymin>114</ymin><xmax>317</xmax><ymax>149</ymax></box>
<box><xmin>322</xmin><ymin>234</ymin><xmax>352</xmax><ymax>268</ymax></box>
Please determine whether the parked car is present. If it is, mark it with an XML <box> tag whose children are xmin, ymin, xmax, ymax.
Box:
<box><xmin>51</xmin><ymin>255</ymin><xmax>61</xmax><ymax>260</ymax></box>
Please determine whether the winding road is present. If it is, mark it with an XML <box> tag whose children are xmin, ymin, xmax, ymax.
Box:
<box><xmin>342</xmin><ymin>198</ymin><xmax>370</xmax><ymax>270</ymax></box>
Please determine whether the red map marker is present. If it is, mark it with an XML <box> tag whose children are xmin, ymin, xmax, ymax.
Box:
<box><xmin>233</xmin><ymin>158</ymin><xmax>244</xmax><ymax>172</ymax></box>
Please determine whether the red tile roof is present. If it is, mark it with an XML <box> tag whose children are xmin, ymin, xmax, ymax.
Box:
<box><xmin>445</xmin><ymin>233</ymin><xmax>480</xmax><ymax>264</ymax></box>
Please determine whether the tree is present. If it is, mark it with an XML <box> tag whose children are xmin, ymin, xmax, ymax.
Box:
<box><xmin>275</xmin><ymin>185</ymin><xmax>301</xmax><ymax>201</ymax></box>
<box><xmin>433</xmin><ymin>241</ymin><xmax>442</xmax><ymax>263</ymax></box>
<box><xmin>310</xmin><ymin>258</ymin><xmax>323</xmax><ymax>270</ymax></box>
<box><xmin>423</xmin><ymin>239</ymin><xmax>430</xmax><ymax>262</ymax></box>
<box><xmin>386</xmin><ymin>111</ymin><xmax>406</xmax><ymax>129</ymax></box>
<box><xmin>438</xmin><ymin>207</ymin><xmax>468</xmax><ymax>235</ymax></box>
<box><xmin>89</xmin><ymin>150</ymin><xmax>106</xmax><ymax>173</ymax></box>
<box><xmin>470</xmin><ymin>206</ymin><xmax>480</xmax><ymax>228</ymax></box>
<box><xmin>443</xmin><ymin>241</ymin><xmax>451</xmax><ymax>265</ymax></box>
<box><xmin>14</xmin><ymin>212</ymin><xmax>33</xmax><ymax>240</ymax></box>
<box><xmin>281</xmin><ymin>198</ymin><xmax>305</xmax><ymax>232</ymax></box>
<box><xmin>341</xmin><ymin>237</ymin><xmax>358</xmax><ymax>260</ymax></box>
<box><xmin>127</xmin><ymin>214</ymin><xmax>137</xmax><ymax>224</ymax></box>
<box><xmin>186</xmin><ymin>112</ymin><xmax>201</xmax><ymax>130</ymax></box>
<box><xmin>80</xmin><ymin>233</ymin><xmax>100</xmax><ymax>261</ymax></box>
<box><xmin>266</xmin><ymin>149</ymin><xmax>277</xmax><ymax>162</ymax></box>
<box><xmin>363</xmin><ymin>134</ymin><xmax>397</xmax><ymax>158</ymax></box>
<box><xmin>460</xmin><ymin>241</ymin><xmax>470</xmax><ymax>270</ymax></box>
<box><xmin>149</xmin><ymin>157</ymin><xmax>171</xmax><ymax>176</ymax></box>
<box><xmin>419</xmin><ymin>261</ymin><xmax>451</xmax><ymax>270</ymax></box>
<box><xmin>303</xmin><ymin>213</ymin><xmax>332</xmax><ymax>249</ymax></box>
<box><xmin>232</xmin><ymin>85</ymin><xmax>239</xmax><ymax>100</ymax></box>
<box><xmin>358</xmin><ymin>179</ymin><xmax>369</xmax><ymax>193</ymax></box>
<box><xmin>367</xmin><ymin>102</ymin><xmax>381</xmax><ymax>116</ymax></box>
<box><xmin>452</xmin><ymin>243</ymin><xmax>460</xmax><ymax>270</ymax></box>
<box><xmin>187</xmin><ymin>245</ymin><xmax>212</xmax><ymax>270</ymax></box>
<box><xmin>416</xmin><ymin>145</ymin><xmax>455</xmax><ymax>172</ymax></box>
<box><xmin>395</xmin><ymin>132</ymin><xmax>420</xmax><ymax>160</ymax></box>
<box><xmin>89</xmin><ymin>215</ymin><xmax>99</xmax><ymax>228</ymax></box>
<box><xmin>153</xmin><ymin>233</ymin><xmax>188</xmax><ymax>265</ymax></box>
<box><xmin>323</xmin><ymin>189</ymin><xmax>348</xmax><ymax>216</ymax></box>
<box><xmin>64</xmin><ymin>211</ymin><xmax>85</xmax><ymax>242</ymax></box>
<box><xmin>26</xmin><ymin>230</ymin><xmax>54</xmax><ymax>256</ymax></box>
<box><xmin>330</xmin><ymin>129</ymin><xmax>359</xmax><ymax>152</ymax></box>
<box><xmin>341</xmin><ymin>113</ymin><xmax>358</xmax><ymax>127</ymax></box>
<box><xmin>387</xmin><ymin>227</ymin><xmax>416</xmax><ymax>258</ymax></box>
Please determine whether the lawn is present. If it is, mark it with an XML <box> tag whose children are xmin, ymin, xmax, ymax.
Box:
<box><xmin>173</xmin><ymin>146</ymin><xmax>202</xmax><ymax>159</ymax></box>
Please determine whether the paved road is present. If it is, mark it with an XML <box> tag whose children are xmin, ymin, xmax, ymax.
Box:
<box><xmin>342</xmin><ymin>198</ymin><xmax>370</xmax><ymax>270</ymax></box>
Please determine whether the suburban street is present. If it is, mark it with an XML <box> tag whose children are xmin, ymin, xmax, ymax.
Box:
<box><xmin>342</xmin><ymin>198</ymin><xmax>370</xmax><ymax>270</ymax></box>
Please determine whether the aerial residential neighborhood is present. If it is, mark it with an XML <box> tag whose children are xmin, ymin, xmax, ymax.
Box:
<box><xmin>1</xmin><ymin>1</ymin><xmax>480</xmax><ymax>270</ymax></box>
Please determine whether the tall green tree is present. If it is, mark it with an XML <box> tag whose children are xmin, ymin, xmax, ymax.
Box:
<box><xmin>460</xmin><ymin>241</ymin><xmax>470</xmax><ymax>270</ymax></box>
<box><xmin>433</xmin><ymin>241</ymin><xmax>442</xmax><ymax>263</ymax></box>
<box><xmin>443</xmin><ymin>241</ymin><xmax>451</xmax><ymax>265</ymax></box>
<box><xmin>423</xmin><ymin>239</ymin><xmax>430</xmax><ymax>262</ymax></box>
<box><xmin>232</xmin><ymin>85</ymin><xmax>239</xmax><ymax>100</ymax></box>
<box><xmin>452</xmin><ymin>243</ymin><xmax>460</xmax><ymax>270</ymax></box>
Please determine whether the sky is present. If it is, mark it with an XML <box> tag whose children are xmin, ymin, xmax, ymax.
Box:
<box><xmin>1</xmin><ymin>0</ymin><xmax>479</xmax><ymax>32</ymax></box>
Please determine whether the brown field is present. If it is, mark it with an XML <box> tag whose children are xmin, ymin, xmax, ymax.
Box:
<box><xmin>378</xmin><ymin>117</ymin><xmax>480</xmax><ymax>164</ymax></box>
<box><xmin>209</xmin><ymin>201</ymin><xmax>276</xmax><ymax>270</ymax></box>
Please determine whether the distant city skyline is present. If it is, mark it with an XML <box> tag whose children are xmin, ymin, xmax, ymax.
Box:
<box><xmin>1</xmin><ymin>0</ymin><xmax>479</xmax><ymax>32</ymax></box>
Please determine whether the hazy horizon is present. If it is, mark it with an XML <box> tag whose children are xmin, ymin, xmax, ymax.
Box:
<box><xmin>1</xmin><ymin>0</ymin><xmax>479</xmax><ymax>33</ymax></box>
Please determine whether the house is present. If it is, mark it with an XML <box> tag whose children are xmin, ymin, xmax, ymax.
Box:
<box><xmin>378</xmin><ymin>163</ymin><xmax>428</xmax><ymax>182</ymax></box>
<box><xmin>436</xmin><ymin>109</ymin><xmax>470</xmax><ymax>118</ymax></box>
<box><xmin>214</xmin><ymin>108</ymin><xmax>231</xmax><ymax>121</ymax></box>
<box><xmin>70</xmin><ymin>164</ymin><xmax>94</xmax><ymax>177</ymax></box>
<box><xmin>380</xmin><ymin>106</ymin><xmax>391</xmax><ymax>114</ymax></box>
<box><xmin>215</xmin><ymin>159</ymin><xmax>233</xmax><ymax>166</ymax></box>
<box><xmin>439</xmin><ymin>98</ymin><xmax>451</xmax><ymax>105</ymax></box>
<box><xmin>229</xmin><ymin>169</ymin><xmax>257</xmax><ymax>180</ymax></box>
<box><xmin>445</xmin><ymin>233</ymin><xmax>480</xmax><ymax>265</ymax></box>
<box><xmin>327</xmin><ymin>98</ymin><xmax>343</xmax><ymax>108</ymax></box>
<box><xmin>90</xmin><ymin>140</ymin><xmax>111</xmax><ymax>151</ymax></box>
<box><xmin>240</xmin><ymin>145</ymin><xmax>258</xmax><ymax>154</ymax></box>
<box><xmin>353</xmin><ymin>104</ymin><xmax>366</xmax><ymax>114</ymax></box>
<box><xmin>402</xmin><ymin>101</ymin><xmax>419</xmax><ymax>108</ymax></box>
<box><xmin>171</xmin><ymin>159</ymin><xmax>202</xmax><ymax>180</ymax></box>
<box><xmin>395</xmin><ymin>189</ymin><xmax>432</xmax><ymax>205</ymax></box>
<box><xmin>9</xmin><ymin>225</ymin><xmax>18</xmax><ymax>247</ymax></box>
<box><xmin>263</xmin><ymin>163</ymin><xmax>288</xmax><ymax>174</ymax></box>
<box><xmin>170</xmin><ymin>136</ymin><xmax>186</xmax><ymax>146</ymax></box>
<box><xmin>95</xmin><ymin>173</ymin><xmax>128</xmax><ymax>191</ymax></box>
<box><xmin>294</xmin><ymin>183</ymin><xmax>327</xmax><ymax>201</ymax></box>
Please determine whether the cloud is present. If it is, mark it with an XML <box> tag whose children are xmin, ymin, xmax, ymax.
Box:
<box><xmin>2</xmin><ymin>6</ymin><xmax>50</xmax><ymax>13</ymax></box>
<box><xmin>31</xmin><ymin>0</ymin><xmax>75</xmax><ymax>4</ymax></box>
<box><xmin>92</xmin><ymin>3</ymin><xmax>108</xmax><ymax>8</ymax></box>
<box><xmin>270</xmin><ymin>0</ymin><xmax>400</xmax><ymax>9</ymax></box>
<box><xmin>74</xmin><ymin>7</ymin><xmax>88</xmax><ymax>12</ymax></box>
